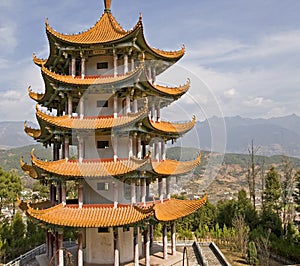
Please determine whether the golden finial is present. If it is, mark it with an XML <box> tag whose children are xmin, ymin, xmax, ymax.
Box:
<box><xmin>104</xmin><ymin>0</ymin><xmax>112</xmax><ymax>12</ymax></box>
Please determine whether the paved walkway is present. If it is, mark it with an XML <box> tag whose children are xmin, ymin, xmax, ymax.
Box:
<box><xmin>35</xmin><ymin>244</ymin><xmax>185</xmax><ymax>266</ymax></box>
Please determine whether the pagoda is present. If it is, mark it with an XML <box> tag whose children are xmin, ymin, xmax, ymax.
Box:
<box><xmin>20</xmin><ymin>1</ymin><xmax>206</xmax><ymax>265</ymax></box>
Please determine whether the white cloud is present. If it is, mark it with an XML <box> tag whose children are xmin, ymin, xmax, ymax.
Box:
<box><xmin>0</xmin><ymin>24</ymin><xmax>17</xmax><ymax>53</ymax></box>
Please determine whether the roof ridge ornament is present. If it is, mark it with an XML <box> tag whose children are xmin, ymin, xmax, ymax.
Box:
<box><xmin>104</xmin><ymin>0</ymin><xmax>112</xmax><ymax>12</ymax></box>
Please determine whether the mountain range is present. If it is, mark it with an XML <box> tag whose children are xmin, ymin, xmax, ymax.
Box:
<box><xmin>1</xmin><ymin>114</ymin><xmax>300</xmax><ymax>157</ymax></box>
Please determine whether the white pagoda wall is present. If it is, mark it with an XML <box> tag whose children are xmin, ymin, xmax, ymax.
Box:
<box><xmin>84</xmin><ymin>227</ymin><xmax>142</xmax><ymax>264</ymax></box>
<box><xmin>86</xmin><ymin>55</ymin><xmax>114</xmax><ymax>76</ymax></box>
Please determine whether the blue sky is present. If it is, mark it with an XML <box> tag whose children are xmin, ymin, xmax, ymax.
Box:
<box><xmin>1</xmin><ymin>0</ymin><xmax>300</xmax><ymax>122</ymax></box>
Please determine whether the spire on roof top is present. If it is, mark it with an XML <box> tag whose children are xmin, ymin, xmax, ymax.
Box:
<box><xmin>104</xmin><ymin>0</ymin><xmax>112</xmax><ymax>12</ymax></box>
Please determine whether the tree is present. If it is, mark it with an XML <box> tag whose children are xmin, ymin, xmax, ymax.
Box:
<box><xmin>248</xmin><ymin>241</ymin><xmax>259</xmax><ymax>265</ymax></box>
<box><xmin>0</xmin><ymin>168</ymin><xmax>22</xmax><ymax>214</ymax></box>
<box><xmin>232</xmin><ymin>215</ymin><xmax>249</xmax><ymax>256</ymax></box>
<box><xmin>293</xmin><ymin>170</ymin><xmax>300</xmax><ymax>212</ymax></box>
<box><xmin>263</xmin><ymin>166</ymin><xmax>282</xmax><ymax>213</ymax></box>
<box><xmin>247</xmin><ymin>140</ymin><xmax>260</xmax><ymax>209</ymax></box>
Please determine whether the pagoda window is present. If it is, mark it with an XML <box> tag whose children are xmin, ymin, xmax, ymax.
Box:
<box><xmin>97</xmin><ymin>182</ymin><xmax>109</xmax><ymax>191</ymax></box>
<box><xmin>97</xmin><ymin>141</ymin><xmax>109</xmax><ymax>149</ymax></box>
<box><xmin>98</xmin><ymin>227</ymin><xmax>110</xmax><ymax>233</ymax></box>
<box><xmin>97</xmin><ymin>100</ymin><xmax>109</xmax><ymax>108</ymax></box>
<box><xmin>97</xmin><ymin>62</ymin><xmax>108</xmax><ymax>69</ymax></box>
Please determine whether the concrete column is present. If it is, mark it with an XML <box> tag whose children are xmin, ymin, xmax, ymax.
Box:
<box><xmin>64</xmin><ymin>136</ymin><xmax>69</xmax><ymax>160</ymax></box>
<box><xmin>171</xmin><ymin>222</ymin><xmax>176</xmax><ymax>255</ymax></box>
<box><xmin>114</xmin><ymin>228</ymin><xmax>120</xmax><ymax>266</ymax></box>
<box><xmin>154</xmin><ymin>141</ymin><xmax>159</xmax><ymax>162</ymax></box>
<box><xmin>58</xmin><ymin>230</ymin><xmax>64</xmax><ymax>266</ymax></box>
<box><xmin>50</xmin><ymin>184</ymin><xmax>56</xmax><ymax>204</ymax></box>
<box><xmin>134</xmin><ymin>228</ymin><xmax>139</xmax><ymax>266</ymax></box>
<box><xmin>114</xmin><ymin>54</ymin><xmax>118</xmax><ymax>77</ymax></box>
<box><xmin>53</xmin><ymin>141</ymin><xmax>60</xmax><ymax>161</ymax></box>
<box><xmin>81</xmin><ymin>58</ymin><xmax>85</xmax><ymax>79</ymax></box>
<box><xmin>144</xmin><ymin>227</ymin><xmax>150</xmax><ymax>266</ymax></box>
<box><xmin>151</xmin><ymin>102</ymin><xmax>155</xmax><ymax>121</ymax></box>
<box><xmin>71</xmin><ymin>57</ymin><xmax>76</xmax><ymax>77</ymax></box>
<box><xmin>131</xmin><ymin>181</ymin><xmax>136</xmax><ymax>204</ymax></box>
<box><xmin>146</xmin><ymin>179</ymin><xmax>150</xmax><ymax>201</ymax></box>
<box><xmin>78</xmin><ymin>181</ymin><xmax>83</xmax><ymax>209</ymax></box>
<box><xmin>78</xmin><ymin>136</ymin><xmax>84</xmax><ymax>163</ymax></box>
<box><xmin>61</xmin><ymin>181</ymin><xmax>66</xmax><ymax>206</ymax></box>
<box><xmin>137</xmin><ymin>136</ymin><xmax>142</xmax><ymax>159</ymax></box>
<box><xmin>136</xmin><ymin>179</ymin><xmax>141</xmax><ymax>203</ymax></box>
<box><xmin>158</xmin><ymin>178</ymin><xmax>163</xmax><ymax>203</ymax></box>
<box><xmin>161</xmin><ymin>140</ymin><xmax>166</xmax><ymax>161</ymax></box>
<box><xmin>133</xmin><ymin>98</ymin><xmax>138</xmax><ymax>113</ymax></box>
<box><xmin>113</xmin><ymin>135</ymin><xmax>118</xmax><ymax>162</ymax></box>
<box><xmin>131</xmin><ymin>58</ymin><xmax>135</xmax><ymax>72</ymax></box>
<box><xmin>147</xmin><ymin>66</ymin><xmax>152</xmax><ymax>83</ymax></box>
<box><xmin>68</xmin><ymin>95</ymin><xmax>72</xmax><ymax>117</ymax></box>
<box><xmin>79</xmin><ymin>97</ymin><xmax>84</xmax><ymax>119</ymax></box>
<box><xmin>126</xmin><ymin>95</ymin><xmax>131</xmax><ymax>114</ymax></box>
<box><xmin>150</xmin><ymin>225</ymin><xmax>154</xmax><ymax>248</ymax></box>
<box><xmin>77</xmin><ymin>230</ymin><xmax>83</xmax><ymax>266</ymax></box>
<box><xmin>49</xmin><ymin>232</ymin><xmax>54</xmax><ymax>260</ymax></box>
<box><xmin>113</xmin><ymin>182</ymin><xmax>118</xmax><ymax>208</ymax></box>
<box><xmin>156</xmin><ymin>106</ymin><xmax>161</xmax><ymax>122</ymax></box>
<box><xmin>152</xmin><ymin>67</ymin><xmax>156</xmax><ymax>84</ymax></box>
<box><xmin>128</xmin><ymin>136</ymin><xmax>133</xmax><ymax>158</ymax></box>
<box><xmin>114</xmin><ymin>96</ymin><xmax>118</xmax><ymax>118</ymax></box>
<box><xmin>166</xmin><ymin>177</ymin><xmax>171</xmax><ymax>200</ymax></box>
<box><xmin>141</xmin><ymin>179</ymin><xmax>146</xmax><ymax>206</ymax></box>
<box><xmin>163</xmin><ymin>223</ymin><xmax>168</xmax><ymax>260</ymax></box>
<box><xmin>124</xmin><ymin>54</ymin><xmax>128</xmax><ymax>74</ymax></box>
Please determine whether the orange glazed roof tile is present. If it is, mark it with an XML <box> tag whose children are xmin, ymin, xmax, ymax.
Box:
<box><xmin>20</xmin><ymin>158</ymin><xmax>39</xmax><ymax>179</ymax></box>
<box><xmin>148</xmin><ymin>116</ymin><xmax>196</xmax><ymax>135</ymax></box>
<box><xmin>32</xmin><ymin>54</ymin><xmax>47</xmax><ymax>67</ymax></box>
<box><xmin>30</xmin><ymin>150</ymin><xmax>148</xmax><ymax>178</ymax></box>
<box><xmin>46</xmin><ymin>12</ymin><xmax>140</xmax><ymax>44</ymax></box>
<box><xmin>151</xmin><ymin>155</ymin><xmax>201</xmax><ymax>176</ymax></box>
<box><xmin>28</xmin><ymin>86</ymin><xmax>44</xmax><ymax>102</ymax></box>
<box><xmin>24</xmin><ymin>121</ymin><xmax>42</xmax><ymax>139</ymax></box>
<box><xmin>25</xmin><ymin>203</ymin><xmax>153</xmax><ymax>227</ymax></box>
<box><xmin>150</xmin><ymin>46</ymin><xmax>185</xmax><ymax>59</ymax></box>
<box><xmin>36</xmin><ymin>105</ymin><xmax>147</xmax><ymax>130</ymax></box>
<box><xmin>41</xmin><ymin>64</ymin><xmax>143</xmax><ymax>85</ymax></box>
<box><xmin>152</xmin><ymin>79</ymin><xmax>190</xmax><ymax>96</ymax></box>
<box><xmin>153</xmin><ymin>196</ymin><xmax>207</xmax><ymax>222</ymax></box>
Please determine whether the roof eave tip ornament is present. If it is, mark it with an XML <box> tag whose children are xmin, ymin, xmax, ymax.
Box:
<box><xmin>104</xmin><ymin>0</ymin><xmax>112</xmax><ymax>13</ymax></box>
<box><xmin>139</xmin><ymin>12</ymin><xmax>143</xmax><ymax>21</ymax></box>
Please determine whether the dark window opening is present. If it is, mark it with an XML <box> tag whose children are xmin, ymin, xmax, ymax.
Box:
<box><xmin>98</xmin><ymin>227</ymin><xmax>110</xmax><ymax>233</ymax></box>
<box><xmin>97</xmin><ymin>100</ymin><xmax>109</xmax><ymax>107</ymax></box>
<box><xmin>97</xmin><ymin>182</ymin><xmax>109</xmax><ymax>191</ymax></box>
<box><xmin>97</xmin><ymin>141</ymin><xmax>109</xmax><ymax>149</ymax></box>
<box><xmin>97</xmin><ymin>62</ymin><xmax>108</xmax><ymax>69</ymax></box>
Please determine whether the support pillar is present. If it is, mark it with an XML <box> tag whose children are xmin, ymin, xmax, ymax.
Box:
<box><xmin>131</xmin><ymin>181</ymin><xmax>136</xmax><ymax>204</ymax></box>
<box><xmin>131</xmin><ymin>58</ymin><xmax>135</xmax><ymax>72</ymax></box>
<box><xmin>58</xmin><ymin>230</ymin><xmax>64</xmax><ymax>266</ymax></box>
<box><xmin>171</xmin><ymin>222</ymin><xmax>176</xmax><ymax>255</ymax></box>
<box><xmin>77</xmin><ymin>230</ymin><xmax>83</xmax><ymax>266</ymax></box>
<box><xmin>114</xmin><ymin>228</ymin><xmax>120</xmax><ymax>266</ymax></box>
<box><xmin>113</xmin><ymin>182</ymin><xmax>118</xmax><ymax>208</ymax></box>
<box><xmin>134</xmin><ymin>228</ymin><xmax>139</xmax><ymax>266</ymax></box>
<box><xmin>126</xmin><ymin>95</ymin><xmax>131</xmax><ymax>114</ymax></box>
<box><xmin>163</xmin><ymin>223</ymin><xmax>168</xmax><ymax>260</ymax></box>
<box><xmin>64</xmin><ymin>136</ymin><xmax>69</xmax><ymax>160</ymax></box>
<box><xmin>166</xmin><ymin>177</ymin><xmax>171</xmax><ymax>200</ymax></box>
<box><xmin>49</xmin><ymin>231</ymin><xmax>54</xmax><ymax>260</ymax></box>
<box><xmin>78</xmin><ymin>181</ymin><xmax>83</xmax><ymax>209</ymax></box>
<box><xmin>136</xmin><ymin>179</ymin><xmax>141</xmax><ymax>203</ymax></box>
<box><xmin>151</xmin><ymin>102</ymin><xmax>155</xmax><ymax>121</ymax></box>
<box><xmin>144</xmin><ymin>227</ymin><xmax>150</xmax><ymax>266</ymax></box>
<box><xmin>114</xmin><ymin>96</ymin><xmax>118</xmax><ymax>118</ymax></box>
<box><xmin>113</xmin><ymin>135</ymin><xmax>118</xmax><ymax>162</ymax></box>
<box><xmin>79</xmin><ymin>97</ymin><xmax>84</xmax><ymax>119</ymax></box>
<box><xmin>152</xmin><ymin>67</ymin><xmax>156</xmax><ymax>84</ymax></box>
<box><xmin>78</xmin><ymin>136</ymin><xmax>84</xmax><ymax>163</ymax></box>
<box><xmin>81</xmin><ymin>58</ymin><xmax>85</xmax><ymax>79</ymax></box>
<box><xmin>61</xmin><ymin>181</ymin><xmax>66</xmax><ymax>206</ymax></box>
<box><xmin>158</xmin><ymin>178</ymin><xmax>163</xmax><ymax>203</ymax></box>
<box><xmin>150</xmin><ymin>224</ymin><xmax>154</xmax><ymax>248</ymax></box>
<box><xmin>156</xmin><ymin>106</ymin><xmax>161</xmax><ymax>122</ymax></box>
<box><xmin>154</xmin><ymin>141</ymin><xmax>159</xmax><ymax>162</ymax></box>
<box><xmin>71</xmin><ymin>57</ymin><xmax>76</xmax><ymax>77</ymax></box>
<box><xmin>137</xmin><ymin>136</ymin><xmax>142</xmax><ymax>159</ymax></box>
<box><xmin>68</xmin><ymin>95</ymin><xmax>72</xmax><ymax>117</ymax></box>
<box><xmin>161</xmin><ymin>140</ymin><xmax>166</xmax><ymax>161</ymax></box>
<box><xmin>113</xmin><ymin>54</ymin><xmax>118</xmax><ymax>77</ymax></box>
<box><xmin>124</xmin><ymin>54</ymin><xmax>128</xmax><ymax>74</ymax></box>
<box><xmin>141</xmin><ymin>179</ymin><xmax>146</xmax><ymax>206</ymax></box>
<box><xmin>128</xmin><ymin>136</ymin><xmax>133</xmax><ymax>158</ymax></box>
<box><xmin>133</xmin><ymin>98</ymin><xmax>138</xmax><ymax>113</ymax></box>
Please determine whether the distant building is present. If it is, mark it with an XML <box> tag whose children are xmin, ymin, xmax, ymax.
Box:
<box><xmin>20</xmin><ymin>1</ymin><xmax>206</xmax><ymax>265</ymax></box>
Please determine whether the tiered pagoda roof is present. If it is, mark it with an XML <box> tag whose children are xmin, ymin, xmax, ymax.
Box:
<box><xmin>19</xmin><ymin>195</ymin><xmax>207</xmax><ymax>227</ymax></box>
<box><xmin>21</xmin><ymin>150</ymin><xmax>201</xmax><ymax>179</ymax></box>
